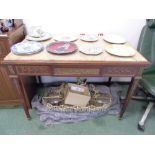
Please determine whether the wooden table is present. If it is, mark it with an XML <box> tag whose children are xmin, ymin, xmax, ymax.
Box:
<box><xmin>2</xmin><ymin>38</ymin><xmax>149</xmax><ymax>119</ymax></box>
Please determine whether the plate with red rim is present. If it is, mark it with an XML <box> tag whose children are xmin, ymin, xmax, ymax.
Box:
<box><xmin>46</xmin><ymin>41</ymin><xmax>78</xmax><ymax>55</ymax></box>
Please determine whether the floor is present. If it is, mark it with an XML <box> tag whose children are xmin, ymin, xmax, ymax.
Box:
<box><xmin>0</xmin><ymin>99</ymin><xmax>154</xmax><ymax>135</ymax></box>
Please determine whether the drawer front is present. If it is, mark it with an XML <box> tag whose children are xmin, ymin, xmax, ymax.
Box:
<box><xmin>54</xmin><ymin>68</ymin><xmax>100</xmax><ymax>76</ymax></box>
<box><xmin>15</xmin><ymin>65</ymin><xmax>53</xmax><ymax>75</ymax></box>
<box><xmin>101</xmin><ymin>66</ymin><xmax>140</xmax><ymax>76</ymax></box>
<box><xmin>16</xmin><ymin>66</ymin><xmax>100</xmax><ymax>76</ymax></box>
<box><xmin>13</xmin><ymin>65</ymin><xmax>140</xmax><ymax>77</ymax></box>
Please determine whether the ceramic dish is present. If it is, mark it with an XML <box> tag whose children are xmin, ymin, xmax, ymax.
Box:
<box><xmin>11</xmin><ymin>41</ymin><xmax>44</xmax><ymax>55</ymax></box>
<box><xmin>79</xmin><ymin>46</ymin><xmax>103</xmax><ymax>55</ymax></box>
<box><xmin>28</xmin><ymin>26</ymin><xmax>46</xmax><ymax>37</ymax></box>
<box><xmin>53</xmin><ymin>34</ymin><xmax>78</xmax><ymax>42</ymax></box>
<box><xmin>105</xmin><ymin>44</ymin><xmax>136</xmax><ymax>57</ymax></box>
<box><xmin>26</xmin><ymin>33</ymin><xmax>52</xmax><ymax>41</ymax></box>
<box><xmin>103</xmin><ymin>34</ymin><xmax>126</xmax><ymax>44</ymax></box>
<box><xmin>46</xmin><ymin>41</ymin><xmax>77</xmax><ymax>55</ymax></box>
<box><xmin>80</xmin><ymin>34</ymin><xmax>98</xmax><ymax>42</ymax></box>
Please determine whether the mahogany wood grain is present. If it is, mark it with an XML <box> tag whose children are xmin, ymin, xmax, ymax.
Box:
<box><xmin>2</xmin><ymin>36</ymin><xmax>150</xmax><ymax>119</ymax></box>
<box><xmin>0</xmin><ymin>21</ymin><xmax>30</xmax><ymax>107</ymax></box>
<box><xmin>119</xmin><ymin>77</ymin><xmax>141</xmax><ymax>118</ymax></box>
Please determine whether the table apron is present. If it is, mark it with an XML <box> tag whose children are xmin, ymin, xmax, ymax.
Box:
<box><xmin>6</xmin><ymin>65</ymin><xmax>142</xmax><ymax>77</ymax></box>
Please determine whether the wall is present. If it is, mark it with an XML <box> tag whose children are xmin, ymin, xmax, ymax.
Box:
<box><xmin>24</xmin><ymin>19</ymin><xmax>145</xmax><ymax>48</ymax></box>
<box><xmin>23</xmin><ymin>19</ymin><xmax>146</xmax><ymax>83</ymax></box>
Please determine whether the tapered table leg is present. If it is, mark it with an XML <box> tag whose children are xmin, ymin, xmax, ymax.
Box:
<box><xmin>119</xmin><ymin>77</ymin><xmax>140</xmax><ymax>118</ymax></box>
<box><xmin>12</xmin><ymin>76</ymin><xmax>31</xmax><ymax>119</ymax></box>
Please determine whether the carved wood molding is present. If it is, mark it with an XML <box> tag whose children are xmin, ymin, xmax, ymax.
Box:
<box><xmin>102</xmin><ymin>66</ymin><xmax>140</xmax><ymax>76</ymax></box>
<box><xmin>54</xmin><ymin>68</ymin><xmax>100</xmax><ymax>76</ymax></box>
<box><xmin>14</xmin><ymin>65</ymin><xmax>143</xmax><ymax>77</ymax></box>
<box><xmin>16</xmin><ymin>65</ymin><xmax>53</xmax><ymax>75</ymax></box>
<box><xmin>8</xmin><ymin>65</ymin><xmax>16</xmax><ymax>75</ymax></box>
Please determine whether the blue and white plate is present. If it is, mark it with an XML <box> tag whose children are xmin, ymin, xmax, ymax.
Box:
<box><xmin>11</xmin><ymin>41</ymin><xmax>44</xmax><ymax>55</ymax></box>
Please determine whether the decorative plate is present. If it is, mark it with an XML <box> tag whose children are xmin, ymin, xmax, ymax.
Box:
<box><xmin>105</xmin><ymin>44</ymin><xmax>136</xmax><ymax>57</ymax></box>
<box><xmin>80</xmin><ymin>34</ymin><xmax>98</xmax><ymax>42</ymax></box>
<box><xmin>46</xmin><ymin>41</ymin><xmax>78</xmax><ymax>55</ymax></box>
<box><xmin>53</xmin><ymin>34</ymin><xmax>78</xmax><ymax>42</ymax></box>
<box><xmin>103</xmin><ymin>34</ymin><xmax>126</xmax><ymax>44</ymax></box>
<box><xmin>26</xmin><ymin>33</ymin><xmax>52</xmax><ymax>41</ymax></box>
<box><xmin>11</xmin><ymin>41</ymin><xmax>44</xmax><ymax>55</ymax></box>
<box><xmin>79</xmin><ymin>46</ymin><xmax>103</xmax><ymax>55</ymax></box>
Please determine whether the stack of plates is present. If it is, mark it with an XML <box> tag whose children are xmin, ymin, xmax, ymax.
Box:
<box><xmin>80</xmin><ymin>34</ymin><xmax>98</xmax><ymax>42</ymax></box>
<box><xmin>79</xmin><ymin>46</ymin><xmax>103</xmax><ymax>55</ymax></box>
<box><xmin>53</xmin><ymin>34</ymin><xmax>78</xmax><ymax>42</ymax></box>
<box><xmin>11</xmin><ymin>41</ymin><xmax>44</xmax><ymax>55</ymax></box>
<box><xmin>46</xmin><ymin>41</ymin><xmax>77</xmax><ymax>55</ymax></box>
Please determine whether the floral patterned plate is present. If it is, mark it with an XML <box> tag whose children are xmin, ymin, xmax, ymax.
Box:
<box><xmin>79</xmin><ymin>46</ymin><xmax>103</xmax><ymax>55</ymax></box>
<box><xmin>80</xmin><ymin>34</ymin><xmax>98</xmax><ymax>42</ymax></box>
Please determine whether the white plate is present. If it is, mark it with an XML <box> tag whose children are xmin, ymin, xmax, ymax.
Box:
<box><xmin>105</xmin><ymin>44</ymin><xmax>136</xmax><ymax>57</ymax></box>
<box><xmin>79</xmin><ymin>46</ymin><xmax>103</xmax><ymax>55</ymax></box>
<box><xmin>53</xmin><ymin>34</ymin><xmax>78</xmax><ymax>42</ymax></box>
<box><xmin>26</xmin><ymin>33</ymin><xmax>52</xmax><ymax>41</ymax></box>
<box><xmin>80</xmin><ymin>34</ymin><xmax>98</xmax><ymax>42</ymax></box>
<box><xmin>103</xmin><ymin>34</ymin><xmax>126</xmax><ymax>44</ymax></box>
